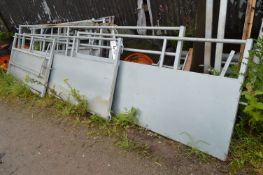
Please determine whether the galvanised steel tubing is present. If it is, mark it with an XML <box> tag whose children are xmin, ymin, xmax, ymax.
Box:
<box><xmin>17</xmin><ymin>33</ymin><xmax>118</xmax><ymax>41</ymax></box>
<box><xmin>78</xmin><ymin>43</ymin><xmax>176</xmax><ymax>56</ymax></box>
<box><xmin>20</xmin><ymin>25</ymin><xmax>182</xmax><ymax>31</ymax></box>
<box><xmin>77</xmin><ymin>32</ymin><xmax>247</xmax><ymax>44</ymax></box>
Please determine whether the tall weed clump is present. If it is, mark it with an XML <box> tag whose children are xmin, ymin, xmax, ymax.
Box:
<box><xmin>241</xmin><ymin>37</ymin><xmax>263</xmax><ymax>132</ymax></box>
<box><xmin>230</xmin><ymin>37</ymin><xmax>263</xmax><ymax>174</ymax></box>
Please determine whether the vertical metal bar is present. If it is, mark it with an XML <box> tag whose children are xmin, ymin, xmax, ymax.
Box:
<box><xmin>259</xmin><ymin>18</ymin><xmax>263</xmax><ymax>38</ymax></box>
<box><xmin>40</xmin><ymin>28</ymin><xmax>44</xmax><ymax>51</ymax></box>
<box><xmin>107</xmin><ymin>38</ymin><xmax>123</xmax><ymax>119</ymax></box>
<box><xmin>204</xmin><ymin>0</ymin><xmax>214</xmax><ymax>73</ymax></box>
<box><xmin>18</xmin><ymin>26</ymin><xmax>22</xmax><ymax>48</ymax></box>
<box><xmin>29</xmin><ymin>36</ymin><xmax>34</xmax><ymax>52</ymax></box>
<box><xmin>21</xmin><ymin>34</ymin><xmax>25</xmax><ymax>49</ymax></box>
<box><xmin>7</xmin><ymin>34</ymin><xmax>18</xmax><ymax>73</ymax></box>
<box><xmin>174</xmin><ymin>26</ymin><xmax>186</xmax><ymax>69</ymax></box>
<box><xmin>214</xmin><ymin>0</ymin><xmax>228</xmax><ymax>71</ymax></box>
<box><xmin>220</xmin><ymin>50</ymin><xmax>235</xmax><ymax>77</ymax></box>
<box><xmin>56</xmin><ymin>28</ymin><xmax>61</xmax><ymax>50</ymax></box>
<box><xmin>76</xmin><ymin>32</ymin><xmax>80</xmax><ymax>54</ymax></box>
<box><xmin>159</xmin><ymin>39</ymin><xmax>167</xmax><ymax>67</ymax></box>
<box><xmin>238</xmin><ymin>39</ymin><xmax>253</xmax><ymax>83</ymax></box>
<box><xmin>51</xmin><ymin>28</ymin><xmax>54</xmax><ymax>36</ymax></box>
<box><xmin>71</xmin><ymin>37</ymin><xmax>76</xmax><ymax>57</ymax></box>
<box><xmin>65</xmin><ymin>27</ymin><xmax>70</xmax><ymax>56</ymax></box>
<box><xmin>42</xmin><ymin>38</ymin><xmax>56</xmax><ymax>97</ymax></box>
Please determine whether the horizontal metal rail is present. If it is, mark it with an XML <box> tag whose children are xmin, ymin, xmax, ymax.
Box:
<box><xmin>77</xmin><ymin>43</ymin><xmax>176</xmax><ymax>56</ymax></box>
<box><xmin>18</xmin><ymin>33</ymin><xmax>120</xmax><ymax>41</ymax></box>
<box><xmin>77</xmin><ymin>32</ymin><xmax>247</xmax><ymax>44</ymax></box>
<box><xmin>20</xmin><ymin>25</ymin><xmax>182</xmax><ymax>31</ymax></box>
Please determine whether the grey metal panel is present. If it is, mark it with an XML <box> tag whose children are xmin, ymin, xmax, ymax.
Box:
<box><xmin>8</xmin><ymin>49</ymin><xmax>49</xmax><ymax>95</ymax></box>
<box><xmin>48</xmin><ymin>54</ymin><xmax>119</xmax><ymax>119</ymax></box>
<box><xmin>113</xmin><ymin>61</ymin><xmax>242</xmax><ymax>160</ymax></box>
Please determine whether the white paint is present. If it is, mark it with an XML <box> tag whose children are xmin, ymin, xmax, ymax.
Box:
<box><xmin>41</xmin><ymin>0</ymin><xmax>52</xmax><ymax>21</ymax></box>
<box><xmin>214</xmin><ymin>0</ymin><xmax>228</xmax><ymax>71</ymax></box>
<box><xmin>204</xmin><ymin>0</ymin><xmax>213</xmax><ymax>73</ymax></box>
<box><xmin>113</xmin><ymin>58</ymin><xmax>248</xmax><ymax>160</ymax></box>
<box><xmin>220</xmin><ymin>50</ymin><xmax>235</xmax><ymax>77</ymax></box>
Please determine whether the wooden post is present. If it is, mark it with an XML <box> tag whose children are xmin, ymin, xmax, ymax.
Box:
<box><xmin>192</xmin><ymin>0</ymin><xmax>206</xmax><ymax>72</ymax></box>
<box><xmin>183</xmin><ymin>48</ymin><xmax>193</xmax><ymax>71</ymax></box>
<box><xmin>240</xmin><ymin>0</ymin><xmax>257</xmax><ymax>61</ymax></box>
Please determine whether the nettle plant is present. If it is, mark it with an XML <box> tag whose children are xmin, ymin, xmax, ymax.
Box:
<box><xmin>241</xmin><ymin>37</ymin><xmax>263</xmax><ymax>132</ymax></box>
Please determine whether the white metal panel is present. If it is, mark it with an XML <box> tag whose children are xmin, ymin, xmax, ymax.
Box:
<box><xmin>48</xmin><ymin>54</ymin><xmax>120</xmax><ymax>119</ymax></box>
<box><xmin>8</xmin><ymin>49</ymin><xmax>50</xmax><ymax>96</ymax></box>
<box><xmin>113</xmin><ymin>61</ymin><xmax>242</xmax><ymax>160</ymax></box>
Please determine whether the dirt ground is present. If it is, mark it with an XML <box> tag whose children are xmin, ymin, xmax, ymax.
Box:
<box><xmin>0</xmin><ymin>99</ymin><xmax>232</xmax><ymax>175</ymax></box>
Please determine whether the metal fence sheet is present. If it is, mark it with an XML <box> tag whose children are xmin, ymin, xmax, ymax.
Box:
<box><xmin>48</xmin><ymin>54</ymin><xmax>120</xmax><ymax>119</ymax></box>
<box><xmin>8</xmin><ymin>49</ymin><xmax>50</xmax><ymax>96</ymax></box>
<box><xmin>113</xmin><ymin>61</ymin><xmax>242</xmax><ymax>161</ymax></box>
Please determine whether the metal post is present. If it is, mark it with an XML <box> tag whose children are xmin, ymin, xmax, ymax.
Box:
<box><xmin>71</xmin><ymin>37</ymin><xmax>76</xmax><ymax>57</ymax></box>
<box><xmin>259</xmin><ymin>18</ymin><xmax>263</xmax><ymax>38</ymax></box>
<box><xmin>21</xmin><ymin>34</ymin><xmax>25</xmax><ymax>49</ymax></box>
<box><xmin>174</xmin><ymin>26</ymin><xmax>186</xmax><ymax>69</ymax></box>
<box><xmin>65</xmin><ymin>27</ymin><xmax>70</xmax><ymax>56</ymax></box>
<box><xmin>204</xmin><ymin>0</ymin><xmax>214</xmax><ymax>73</ymax></box>
<box><xmin>214</xmin><ymin>0</ymin><xmax>228</xmax><ymax>71</ymax></box>
<box><xmin>29</xmin><ymin>36</ymin><xmax>34</xmax><ymax>52</ymax></box>
<box><xmin>40</xmin><ymin>28</ymin><xmax>44</xmax><ymax>51</ymax></box>
<box><xmin>18</xmin><ymin>26</ymin><xmax>22</xmax><ymax>49</ymax></box>
<box><xmin>220</xmin><ymin>50</ymin><xmax>235</xmax><ymax>77</ymax></box>
<box><xmin>238</xmin><ymin>39</ymin><xmax>253</xmax><ymax>83</ymax></box>
<box><xmin>42</xmin><ymin>38</ymin><xmax>56</xmax><ymax>97</ymax></box>
<box><xmin>159</xmin><ymin>39</ymin><xmax>167</xmax><ymax>67</ymax></box>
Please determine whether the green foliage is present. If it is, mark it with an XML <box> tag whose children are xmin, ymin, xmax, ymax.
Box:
<box><xmin>247</xmin><ymin>37</ymin><xmax>263</xmax><ymax>91</ymax></box>
<box><xmin>242</xmin><ymin>85</ymin><xmax>263</xmax><ymax>131</ymax></box>
<box><xmin>0</xmin><ymin>72</ymin><xmax>89</xmax><ymax>117</ymax></box>
<box><xmin>230</xmin><ymin>126</ymin><xmax>263</xmax><ymax>174</ymax></box>
<box><xmin>0</xmin><ymin>32</ymin><xmax>13</xmax><ymax>41</ymax></box>
<box><xmin>0</xmin><ymin>71</ymin><xmax>32</xmax><ymax>99</ymax></box>
<box><xmin>116</xmin><ymin>133</ymin><xmax>150</xmax><ymax>157</ymax></box>
<box><xmin>230</xmin><ymin>37</ymin><xmax>263</xmax><ymax>173</ymax></box>
<box><xmin>55</xmin><ymin>81</ymin><xmax>89</xmax><ymax>117</ymax></box>
<box><xmin>33</xmin><ymin>42</ymin><xmax>41</xmax><ymax>51</ymax></box>
<box><xmin>240</xmin><ymin>37</ymin><xmax>263</xmax><ymax>132</ymax></box>
<box><xmin>208</xmin><ymin>68</ymin><xmax>220</xmax><ymax>76</ymax></box>
<box><xmin>113</xmin><ymin>107</ymin><xmax>137</xmax><ymax>127</ymax></box>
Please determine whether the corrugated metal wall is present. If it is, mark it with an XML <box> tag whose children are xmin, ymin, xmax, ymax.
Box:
<box><xmin>0</xmin><ymin>0</ymin><xmax>262</xmax><ymax>37</ymax></box>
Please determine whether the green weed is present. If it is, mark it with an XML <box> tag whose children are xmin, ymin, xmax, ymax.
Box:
<box><xmin>116</xmin><ymin>133</ymin><xmax>150</xmax><ymax>157</ymax></box>
<box><xmin>230</xmin><ymin>37</ymin><xmax>263</xmax><ymax>173</ymax></box>
<box><xmin>230</xmin><ymin>126</ymin><xmax>263</xmax><ymax>174</ymax></box>
<box><xmin>0</xmin><ymin>71</ymin><xmax>33</xmax><ymax>99</ymax></box>
<box><xmin>0</xmin><ymin>32</ymin><xmax>13</xmax><ymax>41</ymax></box>
<box><xmin>113</xmin><ymin>107</ymin><xmax>137</xmax><ymax>128</ymax></box>
<box><xmin>55</xmin><ymin>80</ymin><xmax>89</xmax><ymax>117</ymax></box>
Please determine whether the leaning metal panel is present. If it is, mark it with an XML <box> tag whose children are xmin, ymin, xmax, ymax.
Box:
<box><xmin>48</xmin><ymin>39</ymin><xmax>123</xmax><ymax>119</ymax></box>
<box><xmin>113</xmin><ymin>61</ymin><xmax>239</xmax><ymax>160</ymax></box>
<box><xmin>113</xmin><ymin>39</ymin><xmax>253</xmax><ymax>161</ymax></box>
<box><xmin>8</xmin><ymin>35</ymin><xmax>55</xmax><ymax>97</ymax></box>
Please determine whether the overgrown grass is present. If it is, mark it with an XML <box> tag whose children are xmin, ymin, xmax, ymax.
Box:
<box><xmin>115</xmin><ymin>132</ymin><xmax>150</xmax><ymax>157</ymax></box>
<box><xmin>229</xmin><ymin>37</ymin><xmax>263</xmax><ymax>174</ymax></box>
<box><xmin>0</xmin><ymin>71</ymin><xmax>89</xmax><ymax>117</ymax></box>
